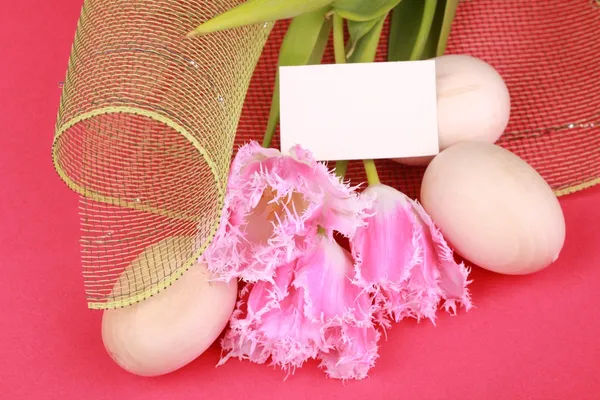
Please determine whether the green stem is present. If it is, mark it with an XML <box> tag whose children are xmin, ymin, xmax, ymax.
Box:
<box><xmin>437</xmin><ymin>0</ymin><xmax>459</xmax><ymax>56</ymax></box>
<box><xmin>262</xmin><ymin>79</ymin><xmax>279</xmax><ymax>148</ymax></box>
<box><xmin>410</xmin><ymin>0</ymin><xmax>437</xmax><ymax>60</ymax></box>
<box><xmin>332</xmin><ymin>15</ymin><xmax>347</xmax><ymax>176</ymax></box>
<box><xmin>363</xmin><ymin>159</ymin><xmax>380</xmax><ymax>186</ymax></box>
<box><xmin>333</xmin><ymin>14</ymin><xmax>346</xmax><ymax>64</ymax></box>
<box><xmin>335</xmin><ymin>160</ymin><xmax>348</xmax><ymax>178</ymax></box>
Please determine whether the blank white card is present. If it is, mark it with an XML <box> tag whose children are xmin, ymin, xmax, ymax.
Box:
<box><xmin>279</xmin><ymin>60</ymin><xmax>439</xmax><ymax>161</ymax></box>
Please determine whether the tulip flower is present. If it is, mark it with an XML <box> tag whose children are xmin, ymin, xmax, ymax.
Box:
<box><xmin>219</xmin><ymin>234</ymin><xmax>380</xmax><ymax>380</ymax></box>
<box><xmin>203</xmin><ymin>141</ymin><xmax>371</xmax><ymax>283</ymax></box>
<box><xmin>352</xmin><ymin>184</ymin><xmax>472</xmax><ymax>324</ymax></box>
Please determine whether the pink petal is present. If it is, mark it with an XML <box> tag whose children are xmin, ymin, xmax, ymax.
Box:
<box><xmin>220</xmin><ymin>262</ymin><xmax>323</xmax><ymax>370</ymax></box>
<box><xmin>294</xmin><ymin>235</ymin><xmax>373</xmax><ymax>323</ymax></box>
<box><xmin>411</xmin><ymin>201</ymin><xmax>473</xmax><ymax>314</ymax></box>
<box><xmin>352</xmin><ymin>185</ymin><xmax>418</xmax><ymax>288</ymax></box>
<box><xmin>319</xmin><ymin>325</ymin><xmax>380</xmax><ymax>380</ymax></box>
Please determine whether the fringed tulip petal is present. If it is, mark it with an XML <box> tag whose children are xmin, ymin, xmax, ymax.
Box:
<box><xmin>319</xmin><ymin>325</ymin><xmax>380</xmax><ymax>380</ymax></box>
<box><xmin>220</xmin><ymin>262</ymin><xmax>323</xmax><ymax>369</ymax></box>
<box><xmin>293</xmin><ymin>235</ymin><xmax>373</xmax><ymax>323</ymax></box>
<box><xmin>411</xmin><ymin>202</ymin><xmax>473</xmax><ymax>314</ymax></box>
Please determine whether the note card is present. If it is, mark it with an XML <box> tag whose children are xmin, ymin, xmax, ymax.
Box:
<box><xmin>279</xmin><ymin>60</ymin><xmax>439</xmax><ymax>161</ymax></box>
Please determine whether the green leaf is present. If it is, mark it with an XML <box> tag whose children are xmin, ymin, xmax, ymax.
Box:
<box><xmin>387</xmin><ymin>0</ymin><xmax>438</xmax><ymax>62</ymax></box>
<box><xmin>346</xmin><ymin>18</ymin><xmax>380</xmax><ymax>59</ymax></box>
<box><xmin>333</xmin><ymin>0</ymin><xmax>401</xmax><ymax>22</ymax></box>
<box><xmin>347</xmin><ymin>13</ymin><xmax>387</xmax><ymax>63</ymax></box>
<box><xmin>307</xmin><ymin>16</ymin><xmax>333</xmax><ymax>65</ymax></box>
<box><xmin>262</xmin><ymin>7</ymin><xmax>332</xmax><ymax>147</ymax></box>
<box><xmin>437</xmin><ymin>0</ymin><xmax>459</xmax><ymax>56</ymax></box>
<box><xmin>420</xmin><ymin>0</ymin><xmax>448</xmax><ymax>59</ymax></box>
<box><xmin>188</xmin><ymin>0</ymin><xmax>333</xmax><ymax>36</ymax></box>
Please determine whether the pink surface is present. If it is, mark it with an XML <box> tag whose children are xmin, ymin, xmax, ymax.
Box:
<box><xmin>1</xmin><ymin>0</ymin><xmax>599</xmax><ymax>398</ymax></box>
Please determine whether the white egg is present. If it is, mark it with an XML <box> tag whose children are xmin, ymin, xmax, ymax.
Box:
<box><xmin>420</xmin><ymin>142</ymin><xmax>565</xmax><ymax>275</ymax></box>
<box><xmin>101</xmin><ymin>237</ymin><xmax>237</xmax><ymax>376</ymax></box>
<box><xmin>395</xmin><ymin>54</ymin><xmax>511</xmax><ymax>166</ymax></box>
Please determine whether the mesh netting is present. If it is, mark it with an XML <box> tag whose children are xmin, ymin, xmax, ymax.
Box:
<box><xmin>236</xmin><ymin>0</ymin><xmax>600</xmax><ymax>198</ymax></box>
<box><xmin>54</xmin><ymin>0</ymin><xmax>599</xmax><ymax>309</ymax></box>
<box><xmin>52</xmin><ymin>0</ymin><xmax>271</xmax><ymax>309</ymax></box>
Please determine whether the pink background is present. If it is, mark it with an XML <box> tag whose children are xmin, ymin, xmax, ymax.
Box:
<box><xmin>1</xmin><ymin>0</ymin><xmax>599</xmax><ymax>398</ymax></box>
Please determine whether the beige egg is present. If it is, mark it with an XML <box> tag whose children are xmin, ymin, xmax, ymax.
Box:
<box><xmin>102</xmin><ymin>237</ymin><xmax>237</xmax><ymax>377</ymax></box>
<box><xmin>395</xmin><ymin>54</ymin><xmax>511</xmax><ymax>166</ymax></box>
<box><xmin>420</xmin><ymin>142</ymin><xmax>565</xmax><ymax>275</ymax></box>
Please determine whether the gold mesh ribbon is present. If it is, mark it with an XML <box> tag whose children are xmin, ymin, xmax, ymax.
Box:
<box><xmin>52</xmin><ymin>0</ymin><xmax>272</xmax><ymax>309</ymax></box>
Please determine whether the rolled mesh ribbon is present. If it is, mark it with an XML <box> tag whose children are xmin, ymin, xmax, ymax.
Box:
<box><xmin>237</xmin><ymin>0</ymin><xmax>600</xmax><ymax>199</ymax></box>
<box><xmin>53</xmin><ymin>0</ymin><xmax>271</xmax><ymax>309</ymax></box>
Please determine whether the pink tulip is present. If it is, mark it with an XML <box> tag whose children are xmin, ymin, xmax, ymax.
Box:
<box><xmin>203</xmin><ymin>141</ymin><xmax>371</xmax><ymax>283</ymax></box>
<box><xmin>219</xmin><ymin>234</ymin><xmax>380</xmax><ymax>380</ymax></box>
<box><xmin>352</xmin><ymin>184</ymin><xmax>472</xmax><ymax>324</ymax></box>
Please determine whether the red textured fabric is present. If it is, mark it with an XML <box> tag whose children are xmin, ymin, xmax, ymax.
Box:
<box><xmin>237</xmin><ymin>0</ymin><xmax>600</xmax><ymax>199</ymax></box>
<box><xmin>2</xmin><ymin>0</ymin><xmax>600</xmax><ymax>399</ymax></box>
